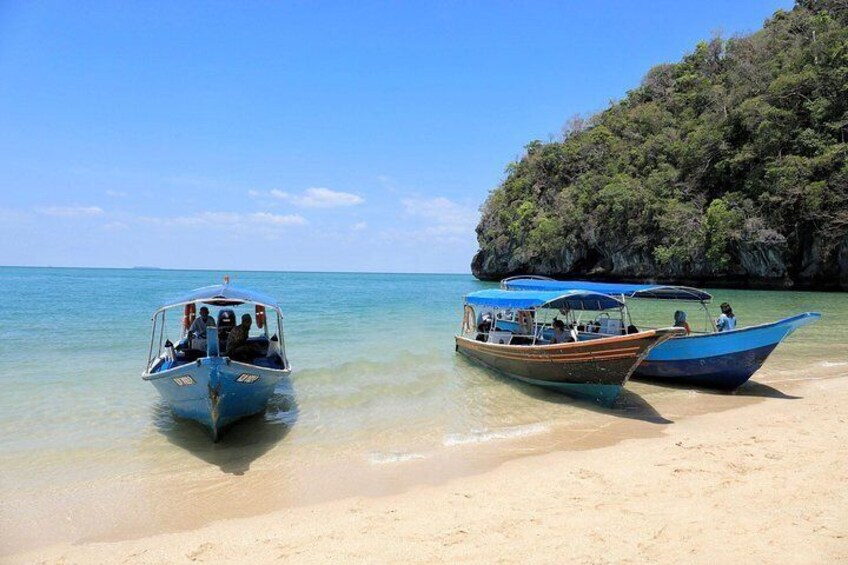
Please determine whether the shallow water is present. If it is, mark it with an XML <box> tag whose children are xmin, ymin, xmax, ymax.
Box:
<box><xmin>0</xmin><ymin>267</ymin><xmax>846</xmax><ymax>552</ymax></box>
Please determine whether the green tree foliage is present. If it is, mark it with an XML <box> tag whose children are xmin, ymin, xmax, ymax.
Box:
<box><xmin>475</xmin><ymin>0</ymin><xmax>848</xmax><ymax>286</ymax></box>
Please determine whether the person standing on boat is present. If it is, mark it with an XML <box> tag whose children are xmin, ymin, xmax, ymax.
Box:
<box><xmin>188</xmin><ymin>306</ymin><xmax>215</xmax><ymax>339</ymax></box>
<box><xmin>673</xmin><ymin>310</ymin><xmax>691</xmax><ymax>335</ymax></box>
<box><xmin>716</xmin><ymin>302</ymin><xmax>736</xmax><ymax>332</ymax></box>
<box><xmin>227</xmin><ymin>313</ymin><xmax>259</xmax><ymax>361</ymax></box>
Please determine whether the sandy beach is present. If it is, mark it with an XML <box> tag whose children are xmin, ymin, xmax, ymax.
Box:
<box><xmin>9</xmin><ymin>372</ymin><xmax>846</xmax><ymax>564</ymax></box>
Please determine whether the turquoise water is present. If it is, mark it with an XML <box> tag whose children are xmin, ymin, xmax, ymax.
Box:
<box><xmin>1</xmin><ymin>267</ymin><xmax>846</xmax><ymax>552</ymax></box>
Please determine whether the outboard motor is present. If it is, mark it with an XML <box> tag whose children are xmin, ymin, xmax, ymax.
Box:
<box><xmin>217</xmin><ymin>309</ymin><xmax>236</xmax><ymax>351</ymax></box>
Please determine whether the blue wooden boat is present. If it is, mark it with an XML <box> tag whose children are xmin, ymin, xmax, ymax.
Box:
<box><xmin>456</xmin><ymin>289</ymin><xmax>683</xmax><ymax>404</ymax></box>
<box><xmin>501</xmin><ymin>277</ymin><xmax>820</xmax><ymax>389</ymax></box>
<box><xmin>143</xmin><ymin>279</ymin><xmax>292</xmax><ymax>441</ymax></box>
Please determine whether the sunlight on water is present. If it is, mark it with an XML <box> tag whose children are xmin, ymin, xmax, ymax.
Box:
<box><xmin>0</xmin><ymin>267</ymin><xmax>846</xmax><ymax>551</ymax></box>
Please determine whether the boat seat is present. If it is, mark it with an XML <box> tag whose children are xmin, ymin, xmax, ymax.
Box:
<box><xmin>598</xmin><ymin>318</ymin><xmax>624</xmax><ymax>335</ymax></box>
<box><xmin>487</xmin><ymin>331</ymin><xmax>513</xmax><ymax>345</ymax></box>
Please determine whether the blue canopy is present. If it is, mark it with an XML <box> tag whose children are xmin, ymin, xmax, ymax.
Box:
<box><xmin>159</xmin><ymin>284</ymin><xmax>281</xmax><ymax>310</ymax></box>
<box><xmin>465</xmin><ymin>289</ymin><xmax>624</xmax><ymax>311</ymax></box>
<box><xmin>501</xmin><ymin>278</ymin><xmax>711</xmax><ymax>302</ymax></box>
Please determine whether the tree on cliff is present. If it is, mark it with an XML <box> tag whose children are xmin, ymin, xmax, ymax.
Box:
<box><xmin>473</xmin><ymin>0</ymin><xmax>848</xmax><ymax>289</ymax></box>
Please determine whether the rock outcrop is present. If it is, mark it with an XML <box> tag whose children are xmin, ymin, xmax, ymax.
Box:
<box><xmin>472</xmin><ymin>0</ymin><xmax>848</xmax><ymax>291</ymax></box>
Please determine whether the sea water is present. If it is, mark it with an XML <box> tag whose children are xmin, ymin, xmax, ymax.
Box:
<box><xmin>0</xmin><ymin>267</ymin><xmax>846</xmax><ymax>552</ymax></box>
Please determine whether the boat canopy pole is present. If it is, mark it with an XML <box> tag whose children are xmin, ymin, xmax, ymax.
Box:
<box><xmin>158</xmin><ymin>310</ymin><xmax>166</xmax><ymax>358</ymax></box>
<box><xmin>701</xmin><ymin>300</ymin><xmax>716</xmax><ymax>333</ymax></box>
<box><xmin>532</xmin><ymin>308</ymin><xmax>542</xmax><ymax>345</ymax></box>
<box><xmin>147</xmin><ymin>313</ymin><xmax>158</xmax><ymax>369</ymax></box>
<box><xmin>277</xmin><ymin>310</ymin><xmax>289</xmax><ymax>367</ymax></box>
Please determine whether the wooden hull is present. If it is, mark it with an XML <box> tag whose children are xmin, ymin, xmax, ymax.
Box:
<box><xmin>455</xmin><ymin>329</ymin><xmax>680</xmax><ymax>405</ymax></box>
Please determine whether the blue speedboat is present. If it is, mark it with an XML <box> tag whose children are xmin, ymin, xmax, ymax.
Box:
<box><xmin>143</xmin><ymin>279</ymin><xmax>292</xmax><ymax>441</ymax></box>
<box><xmin>501</xmin><ymin>277</ymin><xmax>820</xmax><ymax>389</ymax></box>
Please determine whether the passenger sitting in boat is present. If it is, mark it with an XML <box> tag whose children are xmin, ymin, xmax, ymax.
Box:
<box><xmin>550</xmin><ymin>319</ymin><xmax>574</xmax><ymax>344</ymax></box>
<box><xmin>716</xmin><ymin>302</ymin><xmax>736</xmax><ymax>332</ymax></box>
<box><xmin>673</xmin><ymin>310</ymin><xmax>691</xmax><ymax>335</ymax></box>
<box><xmin>477</xmin><ymin>313</ymin><xmax>493</xmax><ymax>334</ymax></box>
<box><xmin>188</xmin><ymin>306</ymin><xmax>216</xmax><ymax>339</ymax></box>
<box><xmin>227</xmin><ymin>314</ymin><xmax>260</xmax><ymax>362</ymax></box>
<box><xmin>517</xmin><ymin>310</ymin><xmax>534</xmax><ymax>335</ymax></box>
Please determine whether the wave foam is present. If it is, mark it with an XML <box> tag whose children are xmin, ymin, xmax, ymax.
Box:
<box><xmin>369</xmin><ymin>451</ymin><xmax>429</xmax><ymax>465</ymax></box>
<box><xmin>442</xmin><ymin>423</ymin><xmax>549</xmax><ymax>447</ymax></box>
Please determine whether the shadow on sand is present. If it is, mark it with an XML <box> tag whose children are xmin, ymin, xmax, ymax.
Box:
<box><xmin>151</xmin><ymin>377</ymin><xmax>299</xmax><ymax>475</ymax></box>
<box><xmin>732</xmin><ymin>379</ymin><xmax>802</xmax><ymax>399</ymax></box>
<box><xmin>634</xmin><ymin>377</ymin><xmax>802</xmax><ymax>400</ymax></box>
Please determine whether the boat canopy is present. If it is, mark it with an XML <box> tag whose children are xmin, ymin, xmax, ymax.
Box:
<box><xmin>501</xmin><ymin>278</ymin><xmax>712</xmax><ymax>302</ymax></box>
<box><xmin>158</xmin><ymin>283</ymin><xmax>281</xmax><ymax>311</ymax></box>
<box><xmin>465</xmin><ymin>289</ymin><xmax>624</xmax><ymax>311</ymax></box>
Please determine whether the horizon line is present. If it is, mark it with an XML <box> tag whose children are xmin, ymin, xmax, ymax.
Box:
<box><xmin>0</xmin><ymin>264</ymin><xmax>475</xmax><ymax>277</ymax></box>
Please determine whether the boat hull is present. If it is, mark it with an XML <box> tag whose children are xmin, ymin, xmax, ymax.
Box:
<box><xmin>455</xmin><ymin>329</ymin><xmax>677</xmax><ymax>405</ymax></box>
<box><xmin>634</xmin><ymin>312</ymin><xmax>820</xmax><ymax>389</ymax></box>
<box><xmin>143</xmin><ymin>357</ymin><xmax>289</xmax><ymax>441</ymax></box>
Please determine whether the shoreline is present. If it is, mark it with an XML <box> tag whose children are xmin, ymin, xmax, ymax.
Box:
<box><xmin>8</xmin><ymin>372</ymin><xmax>847</xmax><ymax>564</ymax></box>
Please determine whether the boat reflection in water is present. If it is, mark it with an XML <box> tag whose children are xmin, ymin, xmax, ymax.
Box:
<box><xmin>143</xmin><ymin>278</ymin><xmax>292</xmax><ymax>441</ymax></box>
<box><xmin>455</xmin><ymin>289</ymin><xmax>683</xmax><ymax>405</ymax></box>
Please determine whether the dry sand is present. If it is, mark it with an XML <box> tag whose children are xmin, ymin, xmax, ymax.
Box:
<box><xmin>9</xmin><ymin>375</ymin><xmax>848</xmax><ymax>564</ymax></box>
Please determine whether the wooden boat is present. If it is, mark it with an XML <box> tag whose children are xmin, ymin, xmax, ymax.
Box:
<box><xmin>501</xmin><ymin>277</ymin><xmax>820</xmax><ymax>389</ymax></box>
<box><xmin>455</xmin><ymin>289</ymin><xmax>683</xmax><ymax>404</ymax></box>
<box><xmin>142</xmin><ymin>279</ymin><xmax>292</xmax><ymax>441</ymax></box>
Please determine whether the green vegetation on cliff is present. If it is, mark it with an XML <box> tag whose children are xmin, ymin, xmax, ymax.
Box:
<box><xmin>473</xmin><ymin>0</ymin><xmax>848</xmax><ymax>289</ymax></box>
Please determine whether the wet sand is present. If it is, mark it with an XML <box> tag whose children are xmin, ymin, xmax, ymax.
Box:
<box><xmin>8</xmin><ymin>373</ymin><xmax>847</xmax><ymax>564</ymax></box>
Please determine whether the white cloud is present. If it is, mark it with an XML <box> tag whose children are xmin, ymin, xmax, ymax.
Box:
<box><xmin>269</xmin><ymin>187</ymin><xmax>364</xmax><ymax>208</ymax></box>
<box><xmin>402</xmin><ymin>197</ymin><xmax>478</xmax><ymax>234</ymax></box>
<box><xmin>141</xmin><ymin>211</ymin><xmax>307</xmax><ymax>229</ymax></box>
<box><xmin>102</xmin><ymin>221</ymin><xmax>129</xmax><ymax>231</ymax></box>
<box><xmin>352</xmin><ymin>221</ymin><xmax>368</xmax><ymax>231</ymax></box>
<box><xmin>36</xmin><ymin>205</ymin><xmax>104</xmax><ymax>217</ymax></box>
<box><xmin>105</xmin><ymin>190</ymin><xmax>127</xmax><ymax>198</ymax></box>
<box><xmin>385</xmin><ymin>197</ymin><xmax>480</xmax><ymax>245</ymax></box>
<box><xmin>250</xmin><ymin>212</ymin><xmax>308</xmax><ymax>226</ymax></box>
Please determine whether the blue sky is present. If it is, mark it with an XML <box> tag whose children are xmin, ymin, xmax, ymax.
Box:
<box><xmin>0</xmin><ymin>0</ymin><xmax>792</xmax><ymax>273</ymax></box>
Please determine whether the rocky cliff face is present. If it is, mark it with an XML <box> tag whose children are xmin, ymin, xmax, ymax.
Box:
<box><xmin>471</xmin><ymin>235</ymin><xmax>848</xmax><ymax>290</ymax></box>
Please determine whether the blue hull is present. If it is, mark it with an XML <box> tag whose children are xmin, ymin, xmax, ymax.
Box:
<box><xmin>144</xmin><ymin>357</ymin><xmax>289</xmax><ymax>441</ymax></box>
<box><xmin>635</xmin><ymin>312</ymin><xmax>820</xmax><ymax>389</ymax></box>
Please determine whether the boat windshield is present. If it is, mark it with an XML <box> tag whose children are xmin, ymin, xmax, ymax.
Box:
<box><xmin>146</xmin><ymin>300</ymin><xmax>288</xmax><ymax>373</ymax></box>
